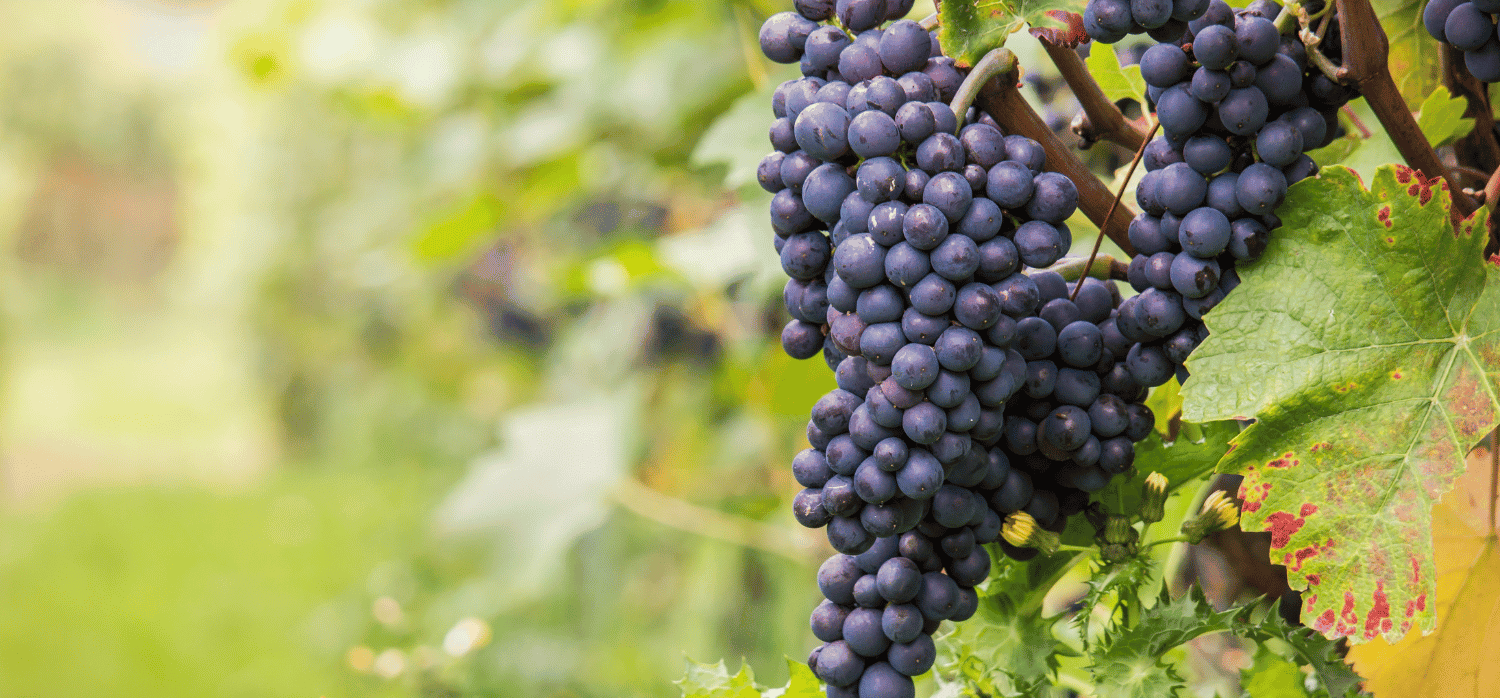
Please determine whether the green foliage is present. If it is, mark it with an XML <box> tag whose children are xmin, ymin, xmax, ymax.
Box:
<box><xmin>1416</xmin><ymin>86</ymin><xmax>1474</xmax><ymax>149</ymax></box>
<box><xmin>1085</xmin><ymin>44</ymin><xmax>1147</xmax><ymax>108</ymax></box>
<box><xmin>1183</xmin><ymin>164</ymin><xmax>1500</xmax><ymax>643</ymax></box>
<box><xmin>1375</xmin><ymin>0</ymin><xmax>1444</xmax><ymax>103</ymax></box>
<box><xmin>676</xmin><ymin>659</ymin><xmax>822</xmax><ymax>698</ymax></box>
<box><xmin>938</xmin><ymin>0</ymin><xmax>1083</xmax><ymax>66</ymax></box>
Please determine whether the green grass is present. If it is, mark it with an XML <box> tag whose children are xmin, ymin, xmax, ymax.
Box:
<box><xmin>0</xmin><ymin>468</ymin><xmax>451</xmax><ymax>698</ymax></box>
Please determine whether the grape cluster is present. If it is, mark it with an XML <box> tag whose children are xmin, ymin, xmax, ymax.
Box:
<box><xmin>1083</xmin><ymin>0</ymin><xmax>1352</xmax><ymax>387</ymax></box>
<box><xmin>1425</xmin><ymin>0</ymin><xmax>1500</xmax><ymax>81</ymax></box>
<box><xmin>760</xmin><ymin>3</ymin><xmax>1158</xmax><ymax>696</ymax></box>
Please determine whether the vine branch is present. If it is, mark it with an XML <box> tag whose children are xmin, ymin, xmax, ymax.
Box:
<box><xmin>1038</xmin><ymin>40</ymin><xmax>1149</xmax><ymax>151</ymax></box>
<box><xmin>1329</xmin><ymin>0</ymin><xmax>1479</xmax><ymax>218</ymax></box>
<box><xmin>973</xmin><ymin>57</ymin><xmax>1138</xmax><ymax>256</ymax></box>
<box><xmin>1073</xmin><ymin>119</ymin><xmax>1158</xmax><ymax>300</ymax></box>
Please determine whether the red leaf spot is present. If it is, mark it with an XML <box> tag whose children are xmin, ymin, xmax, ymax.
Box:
<box><xmin>1265</xmin><ymin>511</ymin><xmax>1306</xmax><ymax>548</ymax></box>
<box><xmin>1313</xmin><ymin>609</ymin><xmax>1336</xmax><ymax>632</ymax></box>
<box><xmin>1306</xmin><ymin>574</ymin><xmax>1320</xmax><ymax>586</ymax></box>
<box><xmin>1364</xmin><ymin>583</ymin><xmax>1391</xmax><ymax>639</ymax></box>
<box><xmin>1405</xmin><ymin>599</ymin><xmax>1416</xmax><ymax>617</ymax></box>
<box><xmin>1391</xmin><ymin>370</ymin><xmax>1403</xmax><ymax>379</ymax></box>
<box><xmin>1415</xmin><ymin>593</ymin><xmax>1427</xmax><ymax>611</ymax></box>
<box><xmin>1407</xmin><ymin>183</ymin><xmax>1421</xmax><ymax>198</ymax></box>
<box><xmin>1489</xmin><ymin>253</ymin><xmax>1500</xmax><ymax>267</ymax></box>
<box><xmin>1377</xmin><ymin>206</ymin><xmax>1393</xmax><ymax>227</ymax></box>
<box><xmin>1243</xmin><ymin>501</ymin><xmax>1261</xmax><ymax>513</ymax></box>
<box><xmin>1299</xmin><ymin>503</ymin><xmax>1318</xmax><ymax>517</ymax></box>
<box><xmin>1411</xmin><ymin>556</ymin><xmax>1421</xmax><ymax>585</ymax></box>
<box><xmin>1288</xmin><ymin>545</ymin><xmax>1320</xmax><ymax>571</ymax></box>
<box><xmin>1393</xmin><ymin>164</ymin><xmax>1415</xmax><ymax>183</ymax></box>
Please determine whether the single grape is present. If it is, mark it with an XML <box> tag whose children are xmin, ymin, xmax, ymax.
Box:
<box><xmin>1236</xmin><ymin>16</ymin><xmax>1280</xmax><ymax>65</ymax></box>
<box><xmin>960</xmin><ymin>122</ymin><xmax>1007</xmax><ymax>168</ymax></box>
<box><xmin>954</xmin><ymin>282</ymin><xmax>1003</xmax><ymax>330</ymax></box>
<box><xmin>1236</xmin><ymin>162</ymin><xmax>1288</xmax><ymax>215</ymax></box>
<box><xmin>1086</xmin><ymin>0</ymin><xmax>1136</xmax><ymax>41</ymax></box>
<box><xmin>1172</xmin><ymin>0</ymin><xmax>1211</xmax><ymax>21</ymax></box>
<box><xmin>1133</xmin><ymin>287</ymin><xmax>1186</xmax><ymax>337</ymax></box>
<box><xmin>1194</xmin><ymin>24</ymin><xmax>1239</xmax><ymax>69</ymax></box>
<box><xmin>1141</xmin><ymin>43</ymin><xmax>1193</xmax><ymax>87</ymax></box>
<box><xmin>1054</xmin><ymin>367</ymin><xmax>1102</xmax><ymax>407</ymax></box>
<box><xmin>1189</xmin><ymin>67</ymin><xmax>1231</xmax><ymax>103</ymax></box>
<box><xmin>924</xmin><ymin>171</ymin><xmax>974</xmax><ymax>221</ymax></box>
<box><xmin>838</xmin><ymin>0</ymin><xmax>890</xmax><ymax>31</ymax></box>
<box><xmin>879</xmin><ymin>19</ymin><xmax>932</xmax><ymax>75</ymax></box>
<box><xmin>1003</xmin><ymin>135</ymin><xmax>1047</xmax><ymax>172</ymax></box>
<box><xmin>794</xmin><ymin>102</ymin><xmax>851</xmax><ymax>160</ymax></box>
<box><xmin>1446</xmin><ymin>2</ymin><xmax>1493</xmax><ymax>51</ymax></box>
<box><xmin>916</xmin><ymin>132</ymin><xmax>966</xmax><ymax>172</ymax></box>
<box><xmin>1156</xmin><ymin>85</ymin><xmax>1210</xmax><ymax>136</ymax></box>
<box><xmin>930</xmin><ymin>233</ymin><xmax>980</xmax><ymax>280</ymax></box>
<box><xmin>1133</xmin><ymin>0</ymin><xmax>1174</xmax><ymax>29</ymax></box>
<box><xmin>1169</xmin><ymin>252</ymin><xmax>1221</xmax><ymax>298</ymax></box>
<box><xmin>804</xmin><ymin>164</ymin><xmax>856</xmax><ymax>223</ymax></box>
<box><xmin>1466</xmin><ymin>38</ymin><xmax>1500</xmax><ymax>82</ymax></box>
<box><xmin>1144</xmin><ymin>136</ymin><xmax>1184</xmax><ymax>171</ymax></box>
<box><xmin>895</xmin><ymin>101</ymin><xmax>935</xmax><ymax>145</ymax></box>
<box><xmin>903</xmin><ymin>203</ymin><xmax>950</xmax><ymax>250</ymax></box>
<box><xmin>1425</xmin><ymin>0</ymin><xmax>1466</xmax><ymax>41</ymax></box>
<box><xmin>1178</xmin><ymin>206</ymin><xmax>1231</xmax><ymax>258</ymax></box>
<box><xmin>957</xmin><ymin>197</ymin><xmax>1004</xmax><ymax>241</ymax></box>
<box><xmin>1254</xmin><ymin>54</ymin><xmax>1304</xmax><ymax>105</ymax></box>
<box><xmin>1014</xmin><ymin>220</ymin><xmax>1066</xmax><ymax>267</ymax></box>
<box><xmin>1218</xmin><ymin>86</ymin><xmax>1269</xmax><ymax>135</ymax></box>
<box><xmin>1206</xmin><ymin>171</ymin><xmax>1244</xmax><ymax>217</ymax></box>
<box><xmin>1026</xmin><ymin>172</ymin><xmax>1079</xmax><ymax>223</ymax></box>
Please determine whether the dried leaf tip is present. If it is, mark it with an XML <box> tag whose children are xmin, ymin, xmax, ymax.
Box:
<box><xmin>1002</xmin><ymin>511</ymin><xmax>1060</xmax><ymax>554</ymax></box>
<box><xmin>1181</xmin><ymin>490</ymin><xmax>1240</xmax><ymax>544</ymax></box>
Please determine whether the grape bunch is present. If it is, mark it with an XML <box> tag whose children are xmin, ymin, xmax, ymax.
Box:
<box><xmin>1082</xmin><ymin>0</ymin><xmax>1352</xmax><ymax>388</ymax></box>
<box><xmin>1425</xmin><ymin>0</ymin><xmax>1500</xmax><ymax>82</ymax></box>
<box><xmin>759</xmin><ymin>3</ymin><xmax>1157</xmax><ymax>696</ymax></box>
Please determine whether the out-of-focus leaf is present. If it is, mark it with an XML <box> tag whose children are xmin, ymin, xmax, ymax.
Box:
<box><xmin>1376</xmin><ymin>0</ymin><xmax>1443</xmax><ymax>103</ymax></box>
<box><xmin>659</xmin><ymin>198</ymin><xmax>781</xmax><ymax>291</ymax></box>
<box><xmin>1145</xmin><ymin>378</ymin><xmax>1182</xmax><ymax>435</ymax></box>
<box><xmin>1243</xmin><ymin>647</ymin><xmax>1312</xmax><ymax>697</ymax></box>
<box><xmin>1416</xmin><ymin>85</ymin><xmax>1473</xmax><ymax>148</ymax></box>
<box><xmin>433</xmin><ymin>392</ymin><xmax>637</xmax><ymax>600</ymax></box>
<box><xmin>1347</xmin><ymin>444</ymin><xmax>1500</xmax><ymax>697</ymax></box>
<box><xmin>693</xmin><ymin>87</ymin><xmax>776</xmax><ymax>190</ymax></box>
<box><xmin>1131</xmin><ymin>421</ymin><xmax>1238</xmax><ymax>495</ymax></box>
<box><xmin>1183</xmin><ymin>165</ymin><xmax>1500</xmax><ymax>643</ymax></box>
<box><xmin>411</xmin><ymin>192</ymin><xmax>506</xmax><ymax>262</ymax></box>
<box><xmin>1085</xmin><ymin>44</ymin><xmax>1146</xmax><ymax>107</ymax></box>
<box><xmin>677</xmin><ymin>658</ymin><xmax>823</xmax><ymax>698</ymax></box>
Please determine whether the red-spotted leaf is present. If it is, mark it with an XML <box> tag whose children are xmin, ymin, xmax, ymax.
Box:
<box><xmin>1180</xmin><ymin>164</ymin><xmax>1500</xmax><ymax>643</ymax></box>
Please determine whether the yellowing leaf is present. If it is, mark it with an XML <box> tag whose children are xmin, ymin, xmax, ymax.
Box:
<box><xmin>1346</xmin><ymin>442</ymin><xmax>1500</xmax><ymax>697</ymax></box>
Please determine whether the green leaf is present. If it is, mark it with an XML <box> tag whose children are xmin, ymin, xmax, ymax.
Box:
<box><xmin>677</xmin><ymin>658</ymin><xmax>822</xmax><ymax>698</ymax></box>
<box><xmin>1132</xmin><ymin>421</ymin><xmax>1238</xmax><ymax>492</ymax></box>
<box><xmin>1245</xmin><ymin>612</ymin><xmax>1364</xmax><ymax>698</ymax></box>
<box><xmin>1375</xmin><ymin>0</ymin><xmax>1444</xmax><ymax>104</ymax></box>
<box><xmin>1181</xmin><ymin>164</ymin><xmax>1500</xmax><ymax>643</ymax></box>
<box><xmin>1242</xmin><ymin>648</ymin><xmax>1312</xmax><ymax>698</ymax></box>
<box><xmin>677</xmin><ymin>659</ymin><xmax>763</xmax><ymax>698</ymax></box>
<box><xmin>938</xmin><ymin>0</ymin><xmax>1082</xmax><ymax>66</ymax></box>
<box><xmin>767</xmin><ymin>660</ymin><xmax>824</xmax><ymax>698</ymax></box>
<box><xmin>693</xmin><ymin>86</ymin><xmax>779</xmax><ymax>191</ymax></box>
<box><xmin>1087</xmin><ymin>587</ymin><xmax>1239</xmax><ymax>698</ymax></box>
<box><xmin>1085</xmin><ymin>44</ymin><xmax>1146</xmax><ymax>107</ymax></box>
<box><xmin>1416</xmin><ymin>86</ymin><xmax>1473</xmax><ymax>149</ymax></box>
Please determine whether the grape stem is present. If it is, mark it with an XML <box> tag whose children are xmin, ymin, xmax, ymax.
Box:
<box><xmin>1044</xmin><ymin>254</ymin><xmax>1130</xmax><ymax>282</ymax></box>
<box><xmin>948</xmin><ymin>47</ymin><xmax>1019</xmax><ymax>129</ymax></box>
<box><xmin>972</xmin><ymin>57</ymin><xmax>1139</xmax><ymax>255</ymax></box>
<box><xmin>1322</xmin><ymin>0</ymin><xmax>1479</xmax><ymax>219</ymax></box>
<box><xmin>1038</xmin><ymin>39</ymin><xmax>1149</xmax><ymax>151</ymax></box>
<box><xmin>1071</xmin><ymin>119</ymin><xmax>1159</xmax><ymax>301</ymax></box>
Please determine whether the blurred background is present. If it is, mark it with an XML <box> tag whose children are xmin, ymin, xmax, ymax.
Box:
<box><xmin>0</xmin><ymin>1</ymin><xmax>1131</xmax><ymax>696</ymax></box>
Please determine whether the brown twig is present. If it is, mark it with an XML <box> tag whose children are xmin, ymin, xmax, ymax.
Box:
<box><xmin>1038</xmin><ymin>41</ymin><xmax>1149</xmax><ymax>151</ymax></box>
<box><xmin>977</xmin><ymin>69</ymin><xmax>1138</xmax><ymax>256</ymax></box>
<box><xmin>1331</xmin><ymin>0</ymin><xmax>1478</xmax><ymax>218</ymax></box>
<box><xmin>1072</xmin><ymin>120</ymin><xmax>1158</xmax><ymax>300</ymax></box>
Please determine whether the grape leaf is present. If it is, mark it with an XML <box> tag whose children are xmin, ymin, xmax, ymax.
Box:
<box><xmin>1374</xmin><ymin>0</ymin><xmax>1443</xmax><ymax>103</ymax></box>
<box><xmin>1346</xmin><ymin>443</ymin><xmax>1500</xmax><ymax>697</ymax></box>
<box><xmin>1084</xmin><ymin>43</ymin><xmax>1147</xmax><ymax>107</ymax></box>
<box><xmin>938</xmin><ymin>0</ymin><xmax>1082</xmax><ymax>66</ymax></box>
<box><xmin>1181</xmin><ymin>164</ymin><xmax>1500</xmax><ymax>643</ymax></box>
<box><xmin>1416</xmin><ymin>86</ymin><xmax>1474</xmax><ymax>149</ymax></box>
<box><xmin>676</xmin><ymin>658</ymin><xmax>823</xmax><ymax>698</ymax></box>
